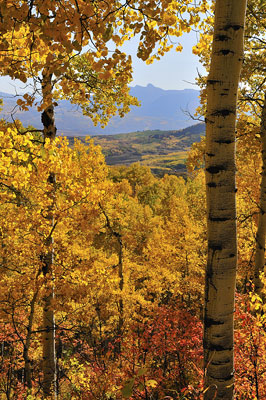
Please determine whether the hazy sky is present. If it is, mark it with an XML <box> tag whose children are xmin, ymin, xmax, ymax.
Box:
<box><xmin>0</xmin><ymin>31</ymin><xmax>205</xmax><ymax>94</ymax></box>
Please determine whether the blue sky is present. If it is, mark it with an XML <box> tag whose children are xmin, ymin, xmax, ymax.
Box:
<box><xmin>0</xmin><ymin>31</ymin><xmax>205</xmax><ymax>94</ymax></box>
<box><xmin>122</xmin><ymin>30</ymin><xmax>205</xmax><ymax>90</ymax></box>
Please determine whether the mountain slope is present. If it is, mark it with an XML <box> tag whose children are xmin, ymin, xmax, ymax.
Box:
<box><xmin>0</xmin><ymin>85</ymin><xmax>200</xmax><ymax>135</ymax></box>
<box><xmin>70</xmin><ymin>123</ymin><xmax>205</xmax><ymax>176</ymax></box>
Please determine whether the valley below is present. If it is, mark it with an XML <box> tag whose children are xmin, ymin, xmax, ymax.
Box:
<box><xmin>68</xmin><ymin>123</ymin><xmax>205</xmax><ymax>176</ymax></box>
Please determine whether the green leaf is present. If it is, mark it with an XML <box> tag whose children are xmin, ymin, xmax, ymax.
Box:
<box><xmin>121</xmin><ymin>378</ymin><xmax>135</xmax><ymax>398</ymax></box>
<box><xmin>136</xmin><ymin>382</ymin><xmax>145</xmax><ymax>391</ymax></box>
<box><xmin>137</xmin><ymin>367</ymin><xmax>148</xmax><ymax>377</ymax></box>
<box><xmin>102</xmin><ymin>24</ymin><xmax>113</xmax><ymax>42</ymax></box>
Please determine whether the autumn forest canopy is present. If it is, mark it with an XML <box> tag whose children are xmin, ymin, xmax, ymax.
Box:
<box><xmin>1</xmin><ymin>0</ymin><xmax>266</xmax><ymax>399</ymax></box>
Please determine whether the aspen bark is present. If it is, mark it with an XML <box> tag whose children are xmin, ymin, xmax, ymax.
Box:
<box><xmin>24</xmin><ymin>289</ymin><xmax>39</xmax><ymax>391</ymax></box>
<box><xmin>204</xmin><ymin>1</ymin><xmax>247</xmax><ymax>399</ymax></box>
<box><xmin>41</xmin><ymin>70</ymin><xmax>57</xmax><ymax>398</ymax></box>
<box><xmin>254</xmin><ymin>93</ymin><xmax>266</xmax><ymax>295</ymax></box>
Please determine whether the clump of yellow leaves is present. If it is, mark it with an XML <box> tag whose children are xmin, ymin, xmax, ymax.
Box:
<box><xmin>0</xmin><ymin>0</ymin><xmax>210</xmax><ymax>124</ymax></box>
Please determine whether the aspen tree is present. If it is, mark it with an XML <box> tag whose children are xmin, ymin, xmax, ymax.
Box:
<box><xmin>194</xmin><ymin>0</ymin><xmax>266</xmax><ymax>294</ymax></box>
<box><xmin>254</xmin><ymin>94</ymin><xmax>266</xmax><ymax>294</ymax></box>
<box><xmin>204</xmin><ymin>0</ymin><xmax>247</xmax><ymax>398</ymax></box>
<box><xmin>100</xmin><ymin>206</ymin><xmax>124</xmax><ymax>340</ymax></box>
<box><xmin>241</xmin><ymin>0</ymin><xmax>266</xmax><ymax>293</ymax></box>
<box><xmin>41</xmin><ymin>69</ymin><xmax>57</xmax><ymax>398</ymax></box>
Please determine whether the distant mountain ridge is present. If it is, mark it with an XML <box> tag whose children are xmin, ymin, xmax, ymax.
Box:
<box><xmin>0</xmin><ymin>84</ymin><xmax>200</xmax><ymax>135</ymax></box>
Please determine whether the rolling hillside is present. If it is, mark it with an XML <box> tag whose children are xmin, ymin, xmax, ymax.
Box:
<box><xmin>69</xmin><ymin>123</ymin><xmax>205</xmax><ymax>176</ymax></box>
<box><xmin>0</xmin><ymin>85</ymin><xmax>204</xmax><ymax>175</ymax></box>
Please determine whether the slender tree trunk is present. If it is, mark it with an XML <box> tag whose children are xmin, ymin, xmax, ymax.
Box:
<box><xmin>100</xmin><ymin>207</ymin><xmax>124</xmax><ymax>342</ymax></box>
<box><xmin>204</xmin><ymin>1</ymin><xmax>247</xmax><ymax>399</ymax></box>
<box><xmin>254</xmin><ymin>93</ymin><xmax>266</xmax><ymax>295</ymax></box>
<box><xmin>24</xmin><ymin>289</ymin><xmax>39</xmax><ymax>391</ymax></box>
<box><xmin>117</xmin><ymin>235</ymin><xmax>124</xmax><ymax>337</ymax></box>
<box><xmin>41</xmin><ymin>70</ymin><xmax>57</xmax><ymax>398</ymax></box>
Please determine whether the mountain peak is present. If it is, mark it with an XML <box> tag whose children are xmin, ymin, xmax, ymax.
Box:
<box><xmin>0</xmin><ymin>86</ymin><xmax>200</xmax><ymax>135</ymax></box>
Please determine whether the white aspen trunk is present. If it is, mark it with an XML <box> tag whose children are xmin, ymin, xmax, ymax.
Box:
<box><xmin>254</xmin><ymin>93</ymin><xmax>266</xmax><ymax>295</ymax></box>
<box><xmin>41</xmin><ymin>70</ymin><xmax>57</xmax><ymax>399</ymax></box>
<box><xmin>204</xmin><ymin>1</ymin><xmax>247</xmax><ymax>399</ymax></box>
